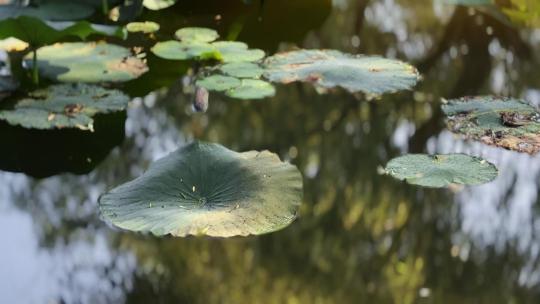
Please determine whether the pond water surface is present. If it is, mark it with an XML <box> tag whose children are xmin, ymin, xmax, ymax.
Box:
<box><xmin>1</xmin><ymin>0</ymin><xmax>540</xmax><ymax>303</ymax></box>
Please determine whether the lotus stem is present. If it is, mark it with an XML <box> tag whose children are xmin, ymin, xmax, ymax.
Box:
<box><xmin>32</xmin><ymin>49</ymin><xmax>39</xmax><ymax>86</ymax></box>
<box><xmin>102</xmin><ymin>0</ymin><xmax>109</xmax><ymax>15</ymax></box>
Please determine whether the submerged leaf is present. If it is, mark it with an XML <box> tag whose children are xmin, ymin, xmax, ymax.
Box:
<box><xmin>126</xmin><ymin>21</ymin><xmax>160</xmax><ymax>33</ymax></box>
<box><xmin>263</xmin><ymin>49</ymin><xmax>421</xmax><ymax>94</ymax></box>
<box><xmin>99</xmin><ymin>142</ymin><xmax>303</xmax><ymax>237</ymax></box>
<box><xmin>442</xmin><ymin>96</ymin><xmax>540</xmax><ymax>154</ymax></box>
<box><xmin>0</xmin><ymin>83</ymin><xmax>129</xmax><ymax>131</ymax></box>
<box><xmin>175</xmin><ymin>27</ymin><xmax>219</xmax><ymax>43</ymax></box>
<box><xmin>29</xmin><ymin>42</ymin><xmax>148</xmax><ymax>82</ymax></box>
<box><xmin>385</xmin><ymin>154</ymin><xmax>498</xmax><ymax>188</ymax></box>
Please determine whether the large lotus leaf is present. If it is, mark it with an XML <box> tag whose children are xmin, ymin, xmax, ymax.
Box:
<box><xmin>0</xmin><ymin>16</ymin><xmax>125</xmax><ymax>48</ymax></box>
<box><xmin>263</xmin><ymin>49</ymin><xmax>421</xmax><ymax>95</ymax></box>
<box><xmin>220</xmin><ymin>62</ymin><xmax>264</xmax><ymax>78</ymax></box>
<box><xmin>442</xmin><ymin>96</ymin><xmax>540</xmax><ymax>154</ymax></box>
<box><xmin>0</xmin><ymin>1</ymin><xmax>95</xmax><ymax>21</ymax></box>
<box><xmin>196</xmin><ymin>75</ymin><xmax>242</xmax><ymax>92</ymax></box>
<box><xmin>143</xmin><ymin>0</ymin><xmax>178</xmax><ymax>10</ymax></box>
<box><xmin>175</xmin><ymin>27</ymin><xmax>219</xmax><ymax>43</ymax></box>
<box><xmin>28</xmin><ymin>42</ymin><xmax>148</xmax><ymax>83</ymax></box>
<box><xmin>151</xmin><ymin>40</ymin><xmax>220</xmax><ymax>61</ymax></box>
<box><xmin>0</xmin><ymin>83</ymin><xmax>129</xmax><ymax>131</ymax></box>
<box><xmin>385</xmin><ymin>154</ymin><xmax>498</xmax><ymax>188</ymax></box>
<box><xmin>99</xmin><ymin>142</ymin><xmax>303</xmax><ymax>237</ymax></box>
<box><xmin>226</xmin><ymin>79</ymin><xmax>276</xmax><ymax>100</ymax></box>
<box><xmin>126</xmin><ymin>21</ymin><xmax>160</xmax><ymax>33</ymax></box>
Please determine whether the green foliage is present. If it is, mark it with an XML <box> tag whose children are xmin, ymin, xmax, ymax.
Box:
<box><xmin>442</xmin><ymin>96</ymin><xmax>540</xmax><ymax>154</ymax></box>
<box><xmin>0</xmin><ymin>83</ymin><xmax>129</xmax><ymax>131</ymax></box>
<box><xmin>385</xmin><ymin>154</ymin><xmax>498</xmax><ymax>188</ymax></box>
<box><xmin>28</xmin><ymin>42</ymin><xmax>148</xmax><ymax>83</ymax></box>
<box><xmin>263</xmin><ymin>49</ymin><xmax>421</xmax><ymax>95</ymax></box>
<box><xmin>0</xmin><ymin>16</ymin><xmax>124</xmax><ymax>48</ymax></box>
<box><xmin>99</xmin><ymin>142</ymin><xmax>303</xmax><ymax>237</ymax></box>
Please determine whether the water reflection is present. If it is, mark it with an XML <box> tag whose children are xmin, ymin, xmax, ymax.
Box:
<box><xmin>1</xmin><ymin>0</ymin><xmax>540</xmax><ymax>303</ymax></box>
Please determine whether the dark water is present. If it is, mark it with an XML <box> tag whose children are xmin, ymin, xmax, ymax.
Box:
<box><xmin>1</xmin><ymin>0</ymin><xmax>540</xmax><ymax>303</ymax></box>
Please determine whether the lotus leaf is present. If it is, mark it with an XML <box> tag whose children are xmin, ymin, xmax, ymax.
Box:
<box><xmin>99</xmin><ymin>142</ymin><xmax>303</xmax><ymax>237</ymax></box>
<box><xmin>442</xmin><ymin>96</ymin><xmax>540</xmax><ymax>154</ymax></box>
<box><xmin>175</xmin><ymin>27</ymin><xmax>219</xmax><ymax>43</ymax></box>
<box><xmin>151</xmin><ymin>40</ymin><xmax>220</xmax><ymax>61</ymax></box>
<box><xmin>126</xmin><ymin>21</ymin><xmax>160</xmax><ymax>33</ymax></box>
<box><xmin>226</xmin><ymin>79</ymin><xmax>276</xmax><ymax>100</ymax></box>
<box><xmin>263</xmin><ymin>49</ymin><xmax>421</xmax><ymax>95</ymax></box>
<box><xmin>143</xmin><ymin>0</ymin><xmax>178</xmax><ymax>10</ymax></box>
<box><xmin>385</xmin><ymin>154</ymin><xmax>498</xmax><ymax>188</ymax></box>
<box><xmin>28</xmin><ymin>42</ymin><xmax>148</xmax><ymax>83</ymax></box>
<box><xmin>0</xmin><ymin>83</ymin><xmax>129</xmax><ymax>131</ymax></box>
<box><xmin>220</xmin><ymin>62</ymin><xmax>264</xmax><ymax>78</ymax></box>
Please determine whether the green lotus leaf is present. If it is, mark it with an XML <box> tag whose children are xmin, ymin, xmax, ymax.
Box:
<box><xmin>226</xmin><ymin>79</ymin><xmax>276</xmax><ymax>100</ymax></box>
<box><xmin>196</xmin><ymin>75</ymin><xmax>242</xmax><ymax>92</ymax></box>
<box><xmin>27</xmin><ymin>42</ymin><xmax>148</xmax><ymax>83</ymax></box>
<box><xmin>151</xmin><ymin>40</ymin><xmax>220</xmax><ymax>61</ymax></box>
<box><xmin>220</xmin><ymin>48</ymin><xmax>265</xmax><ymax>63</ymax></box>
<box><xmin>126</xmin><ymin>21</ymin><xmax>160</xmax><ymax>33</ymax></box>
<box><xmin>0</xmin><ymin>1</ymin><xmax>95</xmax><ymax>21</ymax></box>
<box><xmin>220</xmin><ymin>62</ymin><xmax>264</xmax><ymax>78</ymax></box>
<box><xmin>385</xmin><ymin>154</ymin><xmax>498</xmax><ymax>188</ymax></box>
<box><xmin>0</xmin><ymin>83</ymin><xmax>129</xmax><ymax>131</ymax></box>
<box><xmin>175</xmin><ymin>27</ymin><xmax>219</xmax><ymax>43</ymax></box>
<box><xmin>442</xmin><ymin>96</ymin><xmax>540</xmax><ymax>154</ymax></box>
<box><xmin>99</xmin><ymin>142</ymin><xmax>303</xmax><ymax>237</ymax></box>
<box><xmin>212</xmin><ymin>41</ymin><xmax>248</xmax><ymax>51</ymax></box>
<box><xmin>0</xmin><ymin>16</ymin><xmax>125</xmax><ymax>48</ymax></box>
<box><xmin>143</xmin><ymin>0</ymin><xmax>178</xmax><ymax>10</ymax></box>
<box><xmin>263</xmin><ymin>49</ymin><xmax>421</xmax><ymax>94</ymax></box>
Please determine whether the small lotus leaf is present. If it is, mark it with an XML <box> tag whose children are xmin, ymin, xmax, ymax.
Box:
<box><xmin>442</xmin><ymin>96</ymin><xmax>540</xmax><ymax>154</ymax></box>
<box><xmin>226</xmin><ymin>79</ymin><xmax>276</xmax><ymax>100</ymax></box>
<box><xmin>212</xmin><ymin>41</ymin><xmax>248</xmax><ymax>51</ymax></box>
<box><xmin>143</xmin><ymin>0</ymin><xmax>178</xmax><ymax>10</ymax></box>
<box><xmin>220</xmin><ymin>62</ymin><xmax>264</xmax><ymax>78</ymax></box>
<box><xmin>99</xmin><ymin>142</ymin><xmax>303</xmax><ymax>237</ymax></box>
<box><xmin>220</xmin><ymin>48</ymin><xmax>266</xmax><ymax>63</ymax></box>
<box><xmin>151</xmin><ymin>40</ymin><xmax>220</xmax><ymax>60</ymax></box>
<box><xmin>175</xmin><ymin>27</ymin><xmax>219</xmax><ymax>43</ymax></box>
<box><xmin>28</xmin><ymin>42</ymin><xmax>148</xmax><ymax>83</ymax></box>
<box><xmin>126</xmin><ymin>21</ymin><xmax>160</xmax><ymax>33</ymax></box>
<box><xmin>385</xmin><ymin>154</ymin><xmax>498</xmax><ymax>188</ymax></box>
<box><xmin>196</xmin><ymin>75</ymin><xmax>242</xmax><ymax>92</ymax></box>
<box><xmin>0</xmin><ymin>83</ymin><xmax>129</xmax><ymax>131</ymax></box>
<box><xmin>263</xmin><ymin>49</ymin><xmax>420</xmax><ymax>94</ymax></box>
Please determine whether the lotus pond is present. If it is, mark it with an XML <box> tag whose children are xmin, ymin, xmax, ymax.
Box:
<box><xmin>0</xmin><ymin>0</ymin><xmax>539</xmax><ymax>303</ymax></box>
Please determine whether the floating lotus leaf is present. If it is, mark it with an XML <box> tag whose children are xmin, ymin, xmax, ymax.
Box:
<box><xmin>0</xmin><ymin>16</ymin><xmax>125</xmax><ymax>48</ymax></box>
<box><xmin>0</xmin><ymin>83</ymin><xmax>129</xmax><ymax>131</ymax></box>
<box><xmin>220</xmin><ymin>62</ymin><xmax>264</xmax><ymax>78</ymax></box>
<box><xmin>196</xmin><ymin>75</ymin><xmax>242</xmax><ymax>92</ymax></box>
<box><xmin>99</xmin><ymin>142</ymin><xmax>303</xmax><ymax>237</ymax></box>
<box><xmin>126</xmin><ymin>21</ymin><xmax>160</xmax><ymax>33</ymax></box>
<box><xmin>143</xmin><ymin>0</ymin><xmax>178</xmax><ymax>10</ymax></box>
<box><xmin>226</xmin><ymin>79</ymin><xmax>276</xmax><ymax>100</ymax></box>
<box><xmin>263</xmin><ymin>49</ymin><xmax>421</xmax><ymax>94</ymax></box>
<box><xmin>385</xmin><ymin>154</ymin><xmax>498</xmax><ymax>188</ymax></box>
<box><xmin>442</xmin><ymin>96</ymin><xmax>540</xmax><ymax>154</ymax></box>
<box><xmin>212</xmin><ymin>41</ymin><xmax>248</xmax><ymax>51</ymax></box>
<box><xmin>28</xmin><ymin>42</ymin><xmax>148</xmax><ymax>83</ymax></box>
<box><xmin>220</xmin><ymin>48</ymin><xmax>265</xmax><ymax>63</ymax></box>
<box><xmin>0</xmin><ymin>1</ymin><xmax>95</xmax><ymax>21</ymax></box>
<box><xmin>151</xmin><ymin>40</ymin><xmax>220</xmax><ymax>61</ymax></box>
<box><xmin>175</xmin><ymin>27</ymin><xmax>219</xmax><ymax>43</ymax></box>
